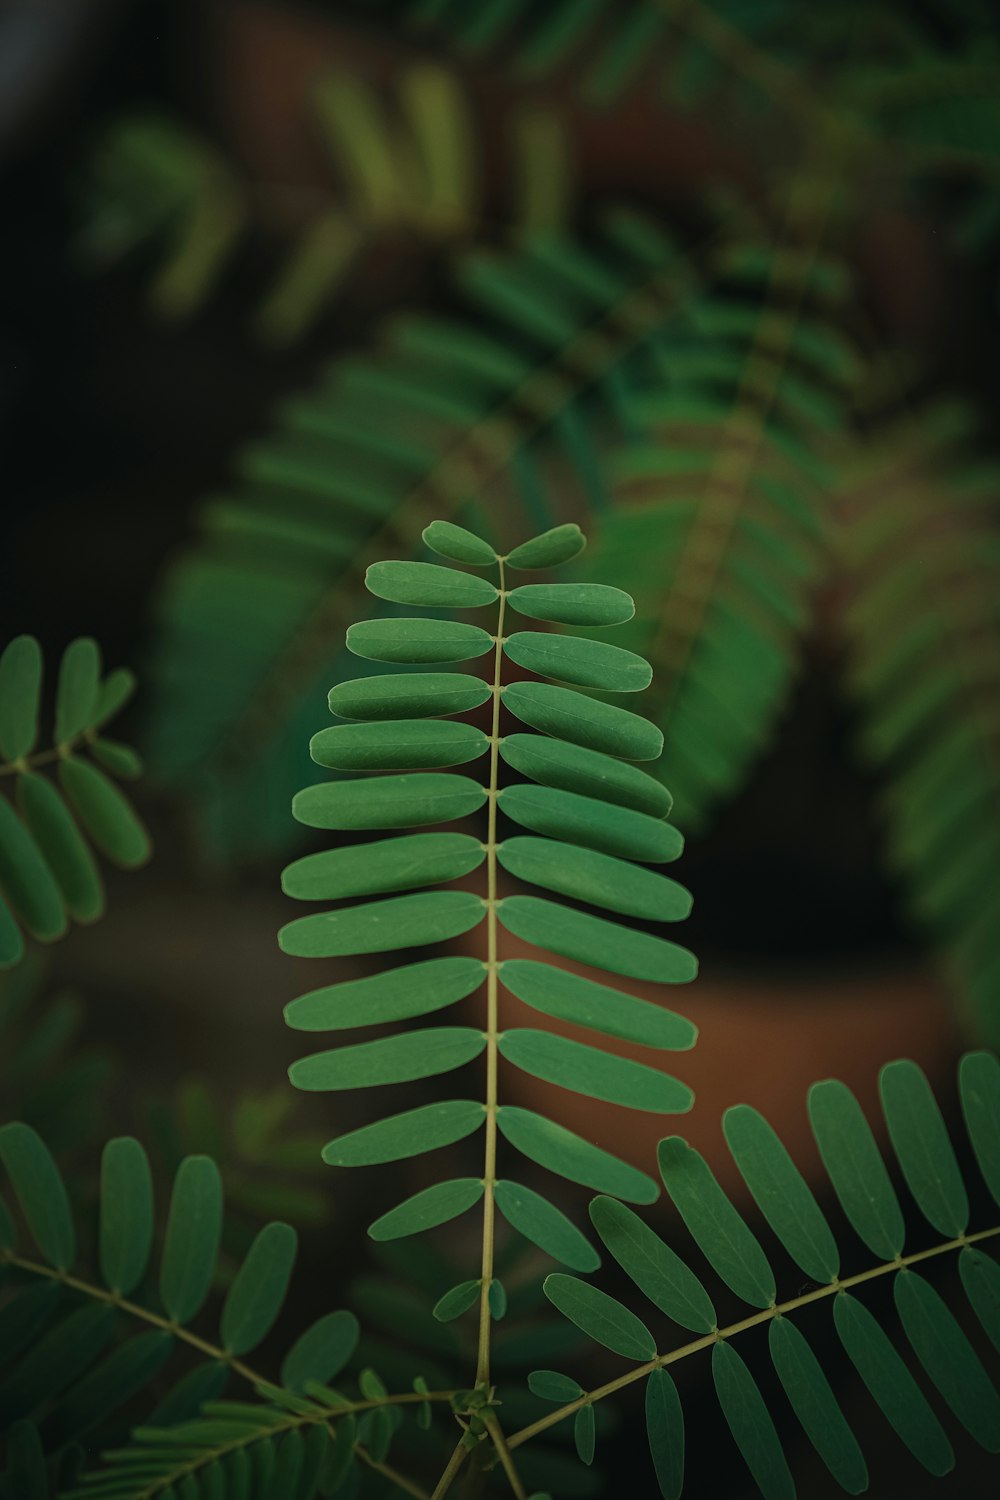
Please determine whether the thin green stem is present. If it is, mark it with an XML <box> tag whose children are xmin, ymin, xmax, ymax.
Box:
<box><xmin>484</xmin><ymin>1415</ymin><xmax>527</xmax><ymax>1499</ymax></box>
<box><xmin>0</xmin><ymin>1249</ymin><xmax>458</xmax><ymax>1415</ymax></box>
<box><xmin>356</xmin><ymin>1444</ymin><xmax>433</xmax><ymax>1500</ymax></box>
<box><xmin>431</xmin><ymin>1439</ymin><xmax>469</xmax><ymax>1500</ymax></box>
<box><xmin>0</xmin><ymin>734</ymin><xmax>91</xmax><ymax>778</ymax></box>
<box><xmin>506</xmin><ymin>1221</ymin><xmax>1000</xmax><ymax>1450</ymax></box>
<box><xmin>476</xmin><ymin>557</ymin><xmax>507</xmax><ymax>1387</ymax></box>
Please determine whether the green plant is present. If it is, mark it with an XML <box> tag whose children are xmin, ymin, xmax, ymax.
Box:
<box><xmin>124</xmin><ymin>1</ymin><xmax>1000</xmax><ymax>1048</ymax></box>
<box><xmin>1</xmin><ymin>519</ymin><xmax>999</xmax><ymax>1497</ymax></box>
<box><xmin>0</xmin><ymin>636</ymin><xmax>150</xmax><ymax>970</ymax></box>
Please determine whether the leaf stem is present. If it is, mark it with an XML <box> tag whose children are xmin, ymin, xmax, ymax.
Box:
<box><xmin>484</xmin><ymin>1414</ymin><xmax>527</xmax><ymax>1499</ymax></box>
<box><xmin>476</xmin><ymin>555</ymin><xmax>507</xmax><ymax>1387</ymax></box>
<box><xmin>505</xmin><ymin>1220</ymin><xmax>1000</xmax><ymax>1449</ymax></box>
<box><xmin>0</xmin><ymin>1248</ymin><xmax>458</xmax><ymax>1415</ymax></box>
<box><xmin>431</xmin><ymin>1439</ymin><xmax>469</xmax><ymax>1500</ymax></box>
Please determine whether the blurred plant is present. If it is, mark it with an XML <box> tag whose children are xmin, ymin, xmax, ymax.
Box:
<box><xmin>144</xmin><ymin>1077</ymin><xmax>328</xmax><ymax>1283</ymax></box>
<box><xmin>0</xmin><ymin>958</ymin><xmax>114</xmax><ymax>1157</ymax></box>
<box><xmin>77</xmin><ymin>64</ymin><xmax>573</xmax><ymax>346</ymax></box>
<box><xmin>0</xmin><ymin>636</ymin><xmax>150</xmax><ymax>970</ymax></box>
<box><xmin>129</xmin><ymin>2</ymin><xmax>1000</xmax><ymax>1044</ymax></box>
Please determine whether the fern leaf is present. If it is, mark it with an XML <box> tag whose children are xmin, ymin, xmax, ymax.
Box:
<box><xmin>146</xmin><ymin>212</ymin><xmax>693</xmax><ymax>861</ymax></box>
<box><xmin>582</xmin><ymin>237</ymin><xmax>854</xmax><ymax>830</ymax></box>
<box><xmin>0</xmin><ymin>636</ymin><xmax>149</xmax><ymax>967</ymax></box>
<box><xmin>284</xmin><ymin>519</ymin><xmax>696</xmax><ymax>1280</ymax></box>
<box><xmin>530</xmin><ymin>1051</ymin><xmax>1000</xmax><ymax>1497</ymax></box>
<box><xmin>836</xmin><ymin>405</ymin><xmax>1000</xmax><ymax>1045</ymax></box>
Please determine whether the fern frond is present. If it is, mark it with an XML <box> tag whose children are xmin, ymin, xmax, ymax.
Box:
<box><xmin>79</xmin><ymin>63</ymin><xmax>573</xmax><ymax>346</ymax></box>
<box><xmin>282</xmin><ymin>518</ymin><xmax>697</xmax><ymax>1398</ymax></box>
<box><xmin>514</xmin><ymin>1051</ymin><xmax>1000</xmax><ymax>1496</ymax></box>
<box><xmin>148</xmin><ymin>212</ymin><xmax>699</xmax><ymax>860</ymax></box>
<box><xmin>0</xmin><ymin>636</ymin><xmax>150</xmax><ymax>969</ymax></box>
<box><xmin>0</xmin><ymin>961</ymin><xmax>114</xmax><ymax>1154</ymax></box>
<box><xmin>581</xmin><ymin>232</ymin><xmax>855</xmax><ymax>829</ymax></box>
<box><xmin>0</xmin><ymin>1121</ymin><xmax>367</xmax><ymax>1467</ymax></box>
<box><xmin>836</xmin><ymin>403</ymin><xmax>1000</xmax><ymax>1046</ymax></box>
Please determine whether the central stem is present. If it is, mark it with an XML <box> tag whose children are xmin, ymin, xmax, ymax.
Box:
<box><xmin>476</xmin><ymin>555</ymin><xmax>507</xmax><ymax>1386</ymax></box>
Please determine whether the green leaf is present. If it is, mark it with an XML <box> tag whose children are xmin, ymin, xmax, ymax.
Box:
<box><xmin>657</xmin><ymin>1138</ymin><xmax>775</xmax><ymax>1309</ymax></box>
<box><xmin>146</xmin><ymin>1359</ymin><xmax>228</xmax><ymax>1425</ymax></box>
<box><xmin>311</xmin><ymin>718</ymin><xmax>490</xmax><ymax>771</ymax></box>
<box><xmin>500</xmin><ymin>960</ymin><xmax>696</xmax><ymax>1050</ymax></box>
<box><xmin>368</xmin><ymin>1177</ymin><xmax>484</xmax><ymax>1240</ymax></box>
<box><xmin>221</xmin><ymin>1222</ymin><xmax>297</xmax><ymax>1355</ymax></box>
<box><xmin>0</xmin><ymin>636</ymin><xmax>42</xmax><ymax>760</ymax></box>
<box><xmin>498</xmin><ymin>895</ymin><xmax>697</xmax><ymax>984</ymax></box>
<box><xmin>16</xmin><ymin>773</ymin><xmax>104</xmax><ymax>923</ymax></box>
<box><xmin>0</xmin><ymin>1283</ymin><xmax>62</xmax><ymax>1367</ymax></box>
<box><xmin>0</xmin><ymin>894</ymin><xmax>24</xmax><ymax>968</ymax></box>
<box><xmin>159</xmin><ymin>1155</ymin><xmax>223</xmax><ymax>1323</ymax></box>
<box><xmin>769</xmin><ymin>1318</ymin><xmax>868</xmax><ymax>1493</ymax></box>
<box><xmin>646</xmin><ymin>1368</ymin><xmax>684</xmax><ymax>1500</ymax></box>
<box><xmin>322</xmin><ymin>1100</ymin><xmax>485</xmax><ymax>1166</ymax></box>
<box><xmin>808</xmin><ymin>1078</ymin><xmax>904</xmax><ymax>1260</ymax></box>
<box><xmin>293</xmin><ymin>772</ymin><xmax>486</xmax><ymax>830</ymax></box>
<box><xmin>100</xmin><ymin>1137</ymin><xmax>154</xmax><ymax>1295</ymax></box>
<box><xmin>58</xmin><ymin>757</ymin><xmax>151</xmax><ymax>868</ymax></box>
<box><xmin>499</xmin><ymin>1029</ymin><xmax>692</xmax><ymax>1113</ymax></box>
<box><xmin>423</xmin><ymin>520</ymin><xmax>497</xmax><ymax>566</ymax></box>
<box><xmin>544</xmin><ymin>1274</ymin><xmax>656</xmax><ymax>1360</ymax></box>
<box><xmin>47</xmin><ymin>1329</ymin><xmax>173</xmax><ymax>1445</ymax></box>
<box><xmin>528</xmin><ymin>1370</ymin><xmax>583</xmax><ymax>1402</ymax></box>
<box><xmin>498</xmin><ymin>782</ymin><xmax>682</xmax><ymax>862</ymax></box>
<box><xmin>497</xmin><ymin>1106</ymin><xmax>658</xmax><ymax>1203</ymax></box>
<box><xmin>834</xmin><ymin>1291</ymin><xmax>954</xmax><ymax>1475</ymax></box>
<box><xmin>347</xmin><ymin>618</ymin><xmax>493</xmax><ymax>664</ymax></box>
<box><xmin>366</xmin><ymin>560</ymin><xmax>498</xmax><ymax>608</ymax></box>
<box><xmin>93</xmin><ymin>666</ymin><xmax>136</xmax><ymax>729</ymax></box>
<box><xmin>280</xmin><ymin>1310</ymin><xmax>359</xmax><ymax>1392</ymax></box>
<box><xmin>506</xmin><ymin>524</ymin><xmax>585</xmax><ymax>570</ymax></box>
<box><xmin>322</xmin><ymin>1409</ymin><xmax>357</xmax><ymax>1489</ymax></box>
<box><xmin>589</xmin><ymin>1196</ymin><xmax>715</xmax><ymax>1333</ymax></box>
<box><xmin>282</xmin><ymin>832</ymin><xmax>485</xmax><ymax>902</ymax></box>
<box><xmin>0</xmin><ymin>1122</ymin><xmax>75</xmax><ymax>1269</ymax></box>
<box><xmin>723</xmin><ymin>1104</ymin><xmax>839</xmax><ymax>1285</ymax></box>
<box><xmin>507</xmin><ymin>583</ymin><xmax>634</xmax><ymax>627</ymax></box>
<box><xmin>0</xmin><ymin>796</ymin><xmax>67</xmax><ymax>940</ymax></box>
<box><xmin>574</xmin><ymin>1403</ymin><xmax>596</xmax><ymax>1465</ymax></box>
<box><xmin>488</xmin><ymin>1278</ymin><xmax>507</xmax><ymax>1320</ymax></box>
<box><xmin>90</xmin><ymin>737</ymin><xmax>143</xmax><ymax>778</ymax></box>
<box><xmin>895</xmin><ymin>1269</ymin><xmax>1000</xmax><ymax>1450</ymax></box>
<box><xmin>500</xmin><ymin>732</ymin><xmax>671</xmax><ymax>816</ymax></box>
<box><xmin>432</xmin><ymin>1280</ymin><xmax>481</xmax><ymax>1322</ymax></box>
<box><xmin>502</xmin><ymin>681</ymin><xmax>662</xmax><ymax>760</ymax></box>
<box><xmin>278</xmin><ymin>890</ymin><xmax>486</xmax><ymax>957</ymax></box>
<box><xmin>55</xmin><ymin>638</ymin><xmax>101</xmax><ymax>744</ymax></box>
<box><xmin>0</xmin><ymin>1301</ymin><xmax>115</xmax><ymax>1420</ymax></box>
<box><xmin>960</xmin><ymin>1247</ymin><xmax>1000</xmax><ymax>1353</ymax></box>
<box><xmin>959</xmin><ymin>1051</ymin><xmax>1000</xmax><ymax>1208</ymax></box>
<box><xmin>498</xmin><ymin>836</ymin><xmax>691</xmax><ymax>921</ymax></box>
<box><xmin>494</xmin><ymin>1179</ymin><xmax>599</xmax><ymax>1272</ymax></box>
<box><xmin>284</xmin><ymin>955</ymin><xmax>484</xmax><ymax>1031</ymax></box>
<box><xmin>712</xmin><ymin>1341</ymin><xmax>794</xmax><ymax>1500</ymax></box>
<box><xmin>2</xmin><ymin>1419</ymin><xmax>46</xmax><ymax>1500</ymax></box>
<box><xmin>880</xmin><ymin>1059</ymin><xmax>969</xmax><ymax>1238</ymax></box>
<box><xmin>504</xmin><ymin>633</ymin><xmax>651</xmax><ymax>693</ymax></box>
<box><xmin>290</xmin><ymin>1027</ymin><xmax>486</xmax><ymax>1092</ymax></box>
<box><xmin>328</xmin><ymin>672</ymin><xmax>492</xmax><ymax>721</ymax></box>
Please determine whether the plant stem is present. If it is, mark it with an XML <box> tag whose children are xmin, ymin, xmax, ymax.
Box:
<box><xmin>484</xmin><ymin>1415</ymin><xmax>527</xmax><ymax>1500</ymax></box>
<box><xmin>431</xmin><ymin>1439</ymin><xmax>469</xmax><ymax>1500</ymax></box>
<box><xmin>356</xmin><ymin>1444</ymin><xmax>433</xmax><ymax>1500</ymax></box>
<box><xmin>506</xmin><ymin>1220</ymin><xmax>1000</xmax><ymax>1449</ymax></box>
<box><xmin>0</xmin><ymin>1249</ymin><xmax>458</xmax><ymax>1415</ymax></box>
<box><xmin>475</xmin><ymin>555</ymin><xmax>507</xmax><ymax>1388</ymax></box>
